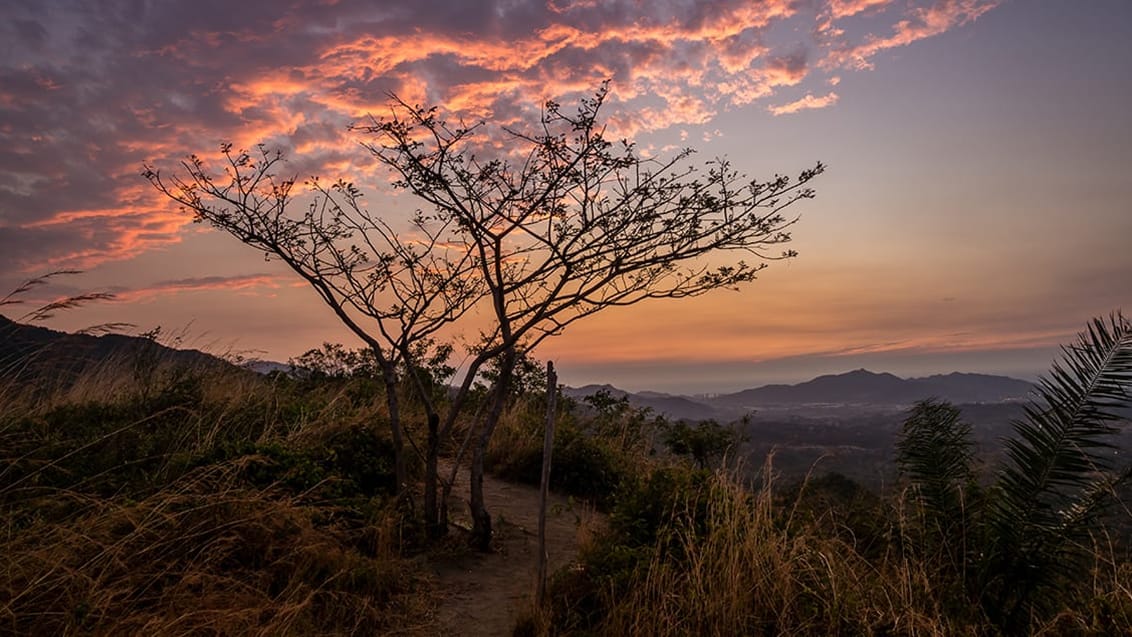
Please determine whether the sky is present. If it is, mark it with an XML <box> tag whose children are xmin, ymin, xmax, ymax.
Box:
<box><xmin>1</xmin><ymin>0</ymin><xmax>1129</xmax><ymax>393</ymax></box>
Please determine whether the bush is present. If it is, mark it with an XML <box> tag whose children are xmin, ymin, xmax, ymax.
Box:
<box><xmin>660</xmin><ymin>418</ymin><xmax>743</xmax><ymax>469</ymax></box>
<box><xmin>2</xmin><ymin>393</ymin><xmax>204</xmax><ymax>499</ymax></box>
<box><xmin>542</xmin><ymin>463</ymin><xmax>713</xmax><ymax>634</ymax></box>
<box><xmin>199</xmin><ymin>424</ymin><xmax>399</xmax><ymax>500</ymax></box>
<box><xmin>608</xmin><ymin>464</ymin><xmax>712</xmax><ymax>549</ymax></box>
<box><xmin>489</xmin><ymin>419</ymin><xmax>629</xmax><ymax>507</ymax></box>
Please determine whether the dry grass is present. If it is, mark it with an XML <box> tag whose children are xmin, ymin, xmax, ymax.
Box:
<box><xmin>5</xmin><ymin>298</ymin><xmax>1129</xmax><ymax>635</ymax></box>
<box><xmin>0</xmin><ymin>340</ymin><xmax>436</xmax><ymax>636</ymax></box>
<box><xmin>538</xmin><ymin>461</ymin><xmax>1132</xmax><ymax>636</ymax></box>
<box><xmin>587</xmin><ymin>466</ymin><xmax>962</xmax><ymax>636</ymax></box>
<box><xmin>2</xmin><ymin>462</ymin><xmax>433</xmax><ymax>636</ymax></box>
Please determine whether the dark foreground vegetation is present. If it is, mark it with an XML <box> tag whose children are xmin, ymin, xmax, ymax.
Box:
<box><xmin>3</xmin><ymin>306</ymin><xmax>1131</xmax><ymax>635</ymax></box>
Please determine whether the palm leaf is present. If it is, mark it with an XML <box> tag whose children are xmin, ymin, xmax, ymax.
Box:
<box><xmin>982</xmin><ymin>312</ymin><xmax>1132</xmax><ymax>625</ymax></box>
<box><xmin>897</xmin><ymin>398</ymin><xmax>976</xmax><ymax>528</ymax></box>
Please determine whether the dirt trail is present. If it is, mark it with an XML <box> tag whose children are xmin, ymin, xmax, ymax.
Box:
<box><xmin>426</xmin><ymin>464</ymin><xmax>597</xmax><ymax>637</ymax></box>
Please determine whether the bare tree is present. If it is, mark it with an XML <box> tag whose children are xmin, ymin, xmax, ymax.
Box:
<box><xmin>355</xmin><ymin>82</ymin><xmax>824</xmax><ymax>548</ymax></box>
<box><xmin>143</xmin><ymin>149</ymin><xmax>483</xmax><ymax>502</ymax></box>
<box><xmin>144</xmin><ymin>83</ymin><xmax>822</xmax><ymax>548</ymax></box>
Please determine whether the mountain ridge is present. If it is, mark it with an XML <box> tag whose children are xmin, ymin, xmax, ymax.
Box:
<box><xmin>3</xmin><ymin>315</ymin><xmax>1035</xmax><ymax>420</ymax></box>
<box><xmin>565</xmin><ymin>368</ymin><xmax>1035</xmax><ymax>421</ymax></box>
<box><xmin>0</xmin><ymin>313</ymin><xmax>237</xmax><ymax>384</ymax></box>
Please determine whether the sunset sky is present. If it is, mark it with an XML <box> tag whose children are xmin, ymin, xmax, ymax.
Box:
<box><xmin>1</xmin><ymin>0</ymin><xmax>1129</xmax><ymax>393</ymax></box>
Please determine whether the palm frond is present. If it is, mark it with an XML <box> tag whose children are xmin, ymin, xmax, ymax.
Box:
<box><xmin>897</xmin><ymin>398</ymin><xmax>976</xmax><ymax>525</ymax></box>
<box><xmin>993</xmin><ymin>313</ymin><xmax>1132</xmax><ymax>533</ymax></box>
<box><xmin>982</xmin><ymin>311</ymin><xmax>1132</xmax><ymax>625</ymax></box>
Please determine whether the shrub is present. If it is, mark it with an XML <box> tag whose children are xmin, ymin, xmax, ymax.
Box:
<box><xmin>660</xmin><ymin>418</ymin><xmax>744</xmax><ymax>469</ymax></box>
<box><xmin>895</xmin><ymin>313</ymin><xmax>1132</xmax><ymax>631</ymax></box>
<box><xmin>488</xmin><ymin>406</ymin><xmax>630</xmax><ymax>506</ymax></box>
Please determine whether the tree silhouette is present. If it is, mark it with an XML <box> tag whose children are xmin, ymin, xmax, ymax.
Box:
<box><xmin>145</xmin><ymin>82</ymin><xmax>824</xmax><ymax>548</ymax></box>
<box><xmin>353</xmin><ymin>82</ymin><xmax>823</xmax><ymax>548</ymax></box>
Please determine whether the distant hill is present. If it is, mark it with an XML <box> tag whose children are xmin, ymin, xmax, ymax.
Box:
<box><xmin>3</xmin><ymin>315</ymin><xmax>1036</xmax><ymax>418</ymax></box>
<box><xmin>562</xmin><ymin>384</ymin><xmax>730</xmax><ymax>422</ymax></box>
<box><xmin>0</xmin><ymin>313</ymin><xmax>236</xmax><ymax>385</ymax></box>
<box><xmin>243</xmin><ymin>359</ymin><xmax>291</xmax><ymax>375</ymax></box>
<box><xmin>712</xmin><ymin>369</ymin><xmax>1034</xmax><ymax>409</ymax></box>
<box><xmin>564</xmin><ymin>369</ymin><xmax>1035</xmax><ymax>422</ymax></box>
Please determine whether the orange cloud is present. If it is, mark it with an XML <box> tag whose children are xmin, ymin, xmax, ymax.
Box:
<box><xmin>0</xmin><ymin>0</ymin><xmax>1003</xmax><ymax>278</ymax></box>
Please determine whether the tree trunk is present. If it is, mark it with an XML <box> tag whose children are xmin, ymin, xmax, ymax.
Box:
<box><xmin>470</xmin><ymin>347</ymin><xmax>515</xmax><ymax>551</ymax></box>
<box><xmin>439</xmin><ymin>476</ymin><xmax>451</xmax><ymax>530</ymax></box>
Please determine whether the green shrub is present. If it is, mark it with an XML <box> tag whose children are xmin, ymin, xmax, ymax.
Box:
<box><xmin>200</xmin><ymin>425</ymin><xmax>399</xmax><ymax>500</ymax></box>
<box><xmin>609</xmin><ymin>464</ymin><xmax>712</xmax><ymax>549</ymax></box>
<box><xmin>491</xmin><ymin>423</ymin><xmax>628</xmax><ymax>506</ymax></box>
<box><xmin>780</xmin><ymin>472</ymin><xmax>891</xmax><ymax>560</ymax></box>
<box><xmin>660</xmin><ymin>418</ymin><xmax>744</xmax><ymax>469</ymax></box>
<box><xmin>2</xmin><ymin>394</ymin><xmax>203</xmax><ymax>498</ymax></box>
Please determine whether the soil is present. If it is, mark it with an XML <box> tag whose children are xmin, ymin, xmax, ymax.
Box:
<box><xmin>423</xmin><ymin>463</ymin><xmax>599</xmax><ymax>637</ymax></box>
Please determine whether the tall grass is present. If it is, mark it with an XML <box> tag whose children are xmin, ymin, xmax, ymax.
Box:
<box><xmin>538</xmin><ymin>459</ymin><xmax>1132</xmax><ymax>636</ymax></box>
<box><xmin>2</xmin><ymin>462</ymin><xmax>430</xmax><ymax>636</ymax></box>
<box><xmin>579</xmin><ymin>465</ymin><xmax>961</xmax><ymax>635</ymax></box>
<box><xmin>0</xmin><ymin>322</ymin><xmax>437</xmax><ymax>636</ymax></box>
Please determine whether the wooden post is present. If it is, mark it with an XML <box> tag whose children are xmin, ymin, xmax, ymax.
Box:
<box><xmin>536</xmin><ymin>360</ymin><xmax>557</xmax><ymax>606</ymax></box>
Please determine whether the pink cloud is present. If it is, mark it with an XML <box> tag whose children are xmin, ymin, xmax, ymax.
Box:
<box><xmin>825</xmin><ymin>0</ymin><xmax>1001</xmax><ymax>70</ymax></box>
<box><xmin>829</xmin><ymin>0</ymin><xmax>894</xmax><ymax>20</ymax></box>
<box><xmin>768</xmin><ymin>92</ymin><xmax>840</xmax><ymax>116</ymax></box>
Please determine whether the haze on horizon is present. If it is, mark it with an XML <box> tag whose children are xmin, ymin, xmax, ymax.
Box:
<box><xmin>1</xmin><ymin>0</ymin><xmax>1129</xmax><ymax>394</ymax></box>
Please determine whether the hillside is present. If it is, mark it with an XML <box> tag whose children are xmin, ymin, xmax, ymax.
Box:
<box><xmin>2</xmin><ymin>314</ymin><xmax>1130</xmax><ymax>635</ymax></box>
<box><xmin>0</xmin><ymin>313</ymin><xmax>236</xmax><ymax>383</ymax></box>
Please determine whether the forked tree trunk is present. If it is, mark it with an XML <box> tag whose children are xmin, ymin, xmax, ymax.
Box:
<box><xmin>469</xmin><ymin>347</ymin><xmax>515</xmax><ymax>551</ymax></box>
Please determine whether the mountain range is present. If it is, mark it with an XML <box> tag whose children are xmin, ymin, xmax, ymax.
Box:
<box><xmin>2</xmin><ymin>314</ymin><xmax>1034</xmax><ymax>421</ymax></box>
<box><xmin>565</xmin><ymin>369</ymin><xmax>1035</xmax><ymax>422</ymax></box>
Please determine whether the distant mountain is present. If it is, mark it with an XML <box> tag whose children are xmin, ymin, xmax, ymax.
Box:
<box><xmin>243</xmin><ymin>359</ymin><xmax>292</xmax><ymax>375</ymax></box>
<box><xmin>563</xmin><ymin>369</ymin><xmax>1035</xmax><ymax>422</ymax></box>
<box><xmin>0</xmin><ymin>313</ymin><xmax>236</xmax><ymax>384</ymax></box>
<box><xmin>562</xmin><ymin>384</ymin><xmax>626</xmax><ymax>400</ymax></box>
<box><xmin>3</xmin><ymin>313</ymin><xmax>1036</xmax><ymax>419</ymax></box>
<box><xmin>563</xmin><ymin>384</ymin><xmax>728</xmax><ymax>422</ymax></box>
<box><xmin>713</xmin><ymin>369</ymin><xmax>1034</xmax><ymax>409</ymax></box>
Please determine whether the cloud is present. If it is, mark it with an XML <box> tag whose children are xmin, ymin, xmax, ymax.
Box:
<box><xmin>0</xmin><ymin>0</ymin><xmax>1002</xmax><ymax>274</ymax></box>
<box><xmin>768</xmin><ymin>92</ymin><xmax>840</xmax><ymax>115</ymax></box>
<box><xmin>828</xmin><ymin>0</ymin><xmax>894</xmax><ymax>20</ymax></box>
<box><xmin>824</xmin><ymin>0</ymin><xmax>1000</xmax><ymax>70</ymax></box>
<box><xmin>109</xmin><ymin>274</ymin><xmax>288</xmax><ymax>302</ymax></box>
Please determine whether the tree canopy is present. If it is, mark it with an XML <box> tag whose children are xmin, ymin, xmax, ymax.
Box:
<box><xmin>145</xmin><ymin>82</ymin><xmax>824</xmax><ymax>547</ymax></box>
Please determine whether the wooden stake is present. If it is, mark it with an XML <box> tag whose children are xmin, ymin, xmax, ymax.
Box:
<box><xmin>536</xmin><ymin>360</ymin><xmax>558</xmax><ymax>606</ymax></box>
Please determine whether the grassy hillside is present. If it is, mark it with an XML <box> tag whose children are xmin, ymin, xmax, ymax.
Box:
<box><xmin>2</xmin><ymin>315</ymin><xmax>1130</xmax><ymax>635</ymax></box>
<box><xmin>1</xmin><ymin>334</ymin><xmax>437</xmax><ymax>635</ymax></box>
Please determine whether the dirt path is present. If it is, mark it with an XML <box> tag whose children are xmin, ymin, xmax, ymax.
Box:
<box><xmin>425</xmin><ymin>464</ymin><xmax>598</xmax><ymax>637</ymax></box>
